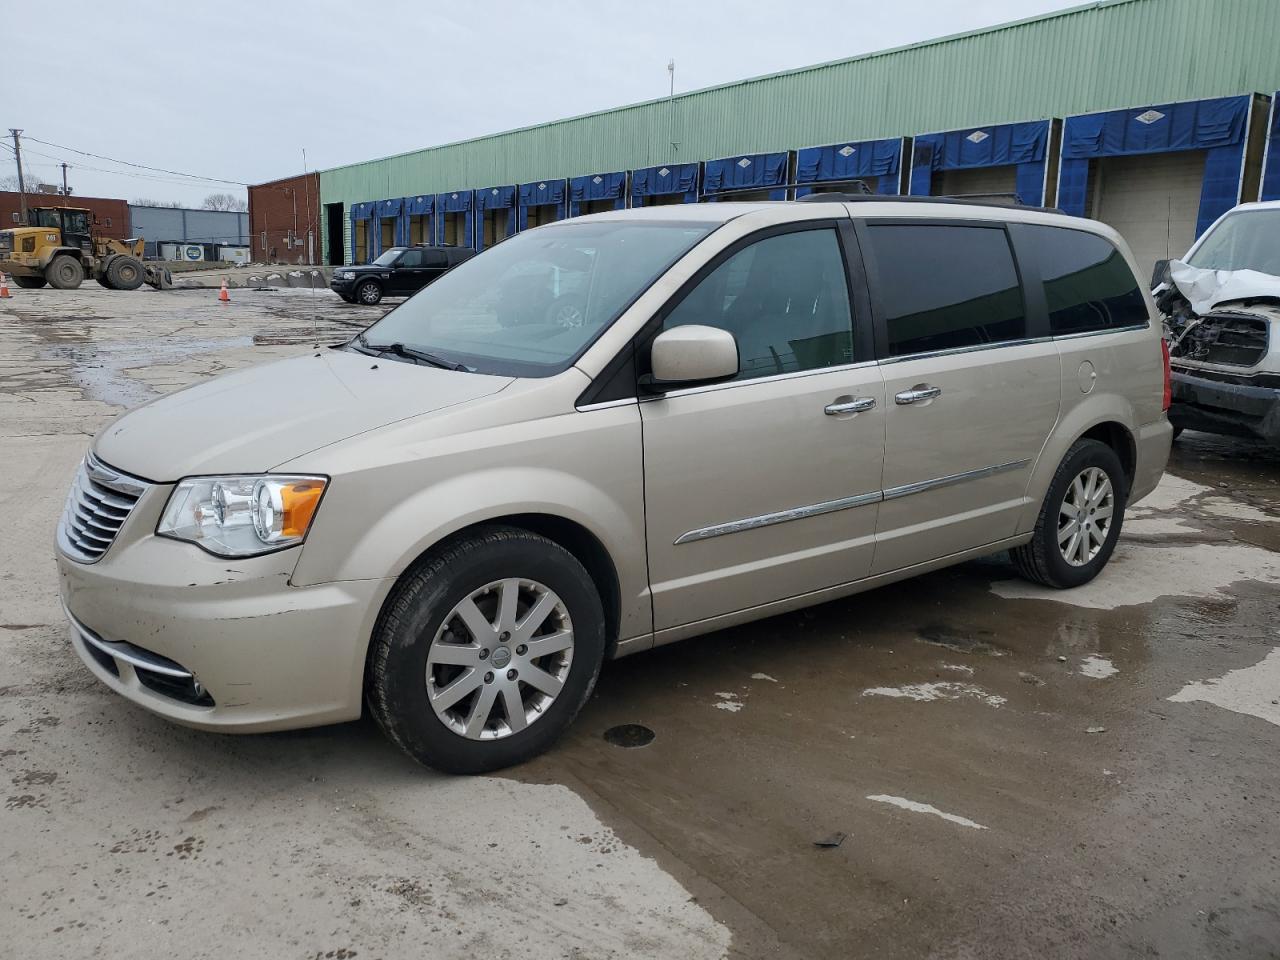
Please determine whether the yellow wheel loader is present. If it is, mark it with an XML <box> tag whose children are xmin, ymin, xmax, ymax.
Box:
<box><xmin>0</xmin><ymin>207</ymin><xmax>171</xmax><ymax>291</ymax></box>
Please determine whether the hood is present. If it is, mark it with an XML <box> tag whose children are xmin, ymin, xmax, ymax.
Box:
<box><xmin>95</xmin><ymin>348</ymin><xmax>512</xmax><ymax>481</ymax></box>
<box><xmin>1169</xmin><ymin>260</ymin><xmax>1280</xmax><ymax>316</ymax></box>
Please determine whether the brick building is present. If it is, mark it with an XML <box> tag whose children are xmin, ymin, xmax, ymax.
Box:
<box><xmin>0</xmin><ymin>192</ymin><xmax>130</xmax><ymax>241</ymax></box>
<box><xmin>248</xmin><ymin>173</ymin><xmax>320</xmax><ymax>263</ymax></box>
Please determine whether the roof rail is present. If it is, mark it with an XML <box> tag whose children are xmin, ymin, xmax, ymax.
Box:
<box><xmin>796</xmin><ymin>193</ymin><xmax>1064</xmax><ymax>215</ymax></box>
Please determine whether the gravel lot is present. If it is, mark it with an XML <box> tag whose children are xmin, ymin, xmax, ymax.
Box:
<box><xmin>2</xmin><ymin>285</ymin><xmax>1278</xmax><ymax>959</ymax></box>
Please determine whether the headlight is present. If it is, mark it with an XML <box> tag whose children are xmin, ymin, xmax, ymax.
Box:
<box><xmin>157</xmin><ymin>475</ymin><xmax>327</xmax><ymax>557</ymax></box>
<box><xmin>337</xmin><ymin>270</ymin><xmax>355</xmax><ymax>279</ymax></box>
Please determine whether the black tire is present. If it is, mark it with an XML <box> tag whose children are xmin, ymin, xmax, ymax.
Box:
<box><xmin>106</xmin><ymin>255</ymin><xmax>145</xmax><ymax>291</ymax></box>
<box><xmin>1010</xmin><ymin>439</ymin><xmax>1128</xmax><ymax>589</ymax></box>
<box><xmin>13</xmin><ymin>276</ymin><xmax>46</xmax><ymax>289</ymax></box>
<box><xmin>97</xmin><ymin>275</ymin><xmax>114</xmax><ymax>289</ymax></box>
<box><xmin>1171</xmin><ymin>425</ymin><xmax>1184</xmax><ymax>442</ymax></box>
<box><xmin>367</xmin><ymin>525</ymin><xmax>606</xmax><ymax>774</ymax></box>
<box><xmin>355</xmin><ymin>279</ymin><xmax>383</xmax><ymax>305</ymax></box>
<box><xmin>46</xmin><ymin>255</ymin><xmax>84</xmax><ymax>290</ymax></box>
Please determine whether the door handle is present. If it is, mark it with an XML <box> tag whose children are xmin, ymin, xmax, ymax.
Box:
<box><xmin>894</xmin><ymin>385</ymin><xmax>942</xmax><ymax>405</ymax></box>
<box><xmin>824</xmin><ymin>396</ymin><xmax>877</xmax><ymax>416</ymax></box>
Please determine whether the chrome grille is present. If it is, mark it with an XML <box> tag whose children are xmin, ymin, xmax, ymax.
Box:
<box><xmin>58</xmin><ymin>452</ymin><xmax>148</xmax><ymax>563</ymax></box>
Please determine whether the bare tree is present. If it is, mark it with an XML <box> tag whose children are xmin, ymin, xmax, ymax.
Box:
<box><xmin>132</xmin><ymin>197</ymin><xmax>184</xmax><ymax>208</ymax></box>
<box><xmin>202</xmin><ymin>192</ymin><xmax>248</xmax><ymax>212</ymax></box>
<box><xmin>0</xmin><ymin>174</ymin><xmax>27</xmax><ymax>192</ymax></box>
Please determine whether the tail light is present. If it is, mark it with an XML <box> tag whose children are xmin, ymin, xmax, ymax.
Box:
<box><xmin>1161</xmin><ymin>338</ymin><xmax>1172</xmax><ymax>411</ymax></box>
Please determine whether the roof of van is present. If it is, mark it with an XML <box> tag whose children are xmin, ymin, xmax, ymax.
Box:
<box><xmin>565</xmin><ymin>198</ymin><xmax>1100</xmax><ymax>229</ymax></box>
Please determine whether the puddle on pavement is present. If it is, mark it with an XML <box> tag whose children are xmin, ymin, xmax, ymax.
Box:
<box><xmin>602</xmin><ymin>723</ymin><xmax>656</xmax><ymax>748</ymax></box>
<box><xmin>44</xmin><ymin>336</ymin><xmax>252</xmax><ymax>408</ymax></box>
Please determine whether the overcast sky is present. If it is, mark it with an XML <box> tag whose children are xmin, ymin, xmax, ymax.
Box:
<box><xmin>6</xmin><ymin>0</ymin><xmax>1083</xmax><ymax>207</ymax></box>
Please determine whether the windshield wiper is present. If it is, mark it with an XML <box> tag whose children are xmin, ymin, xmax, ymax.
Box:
<box><xmin>352</xmin><ymin>334</ymin><xmax>468</xmax><ymax>371</ymax></box>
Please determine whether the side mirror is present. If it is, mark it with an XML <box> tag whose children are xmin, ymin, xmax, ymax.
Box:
<box><xmin>1150</xmin><ymin>258</ymin><xmax>1171</xmax><ymax>289</ymax></box>
<box><xmin>643</xmin><ymin>325</ymin><xmax>739</xmax><ymax>392</ymax></box>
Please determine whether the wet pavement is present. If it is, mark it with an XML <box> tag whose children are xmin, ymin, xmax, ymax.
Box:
<box><xmin>1</xmin><ymin>285</ymin><xmax>1278</xmax><ymax>959</ymax></box>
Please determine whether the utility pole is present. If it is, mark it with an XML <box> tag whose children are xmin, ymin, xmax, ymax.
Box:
<box><xmin>9</xmin><ymin>129</ymin><xmax>27</xmax><ymax>222</ymax></box>
<box><xmin>60</xmin><ymin>162</ymin><xmax>70</xmax><ymax>196</ymax></box>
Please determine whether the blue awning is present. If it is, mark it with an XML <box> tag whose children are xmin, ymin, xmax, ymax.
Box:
<box><xmin>570</xmin><ymin>171</ymin><xmax>625</xmax><ymax>202</ymax></box>
<box><xmin>631</xmin><ymin>162</ymin><xmax>699</xmax><ymax>198</ymax></box>
<box><xmin>1062</xmin><ymin>95</ymin><xmax>1249</xmax><ymax>159</ymax></box>
<box><xmin>406</xmin><ymin>195</ymin><xmax>433</xmax><ymax>215</ymax></box>
<box><xmin>351</xmin><ymin>201</ymin><xmax>375</xmax><ymax>220</ymax></box>
<box><xmin>1058</xmin><ymin>95</ymin><xmax>1254</xmax><ymax>235</ymax></box>
<box><xmin>703</xmin><ymin>152</ymin><xmax>787</xmax><ymax>194</ymax></box>
<box><xmin>476</xmin><ymin>185</ymin><xmax>516</xmax><ymax>210</ymax></box>
<box><xmin>1263</xmin><ymin>92</ymin><xmax>1280</xmax><ymax>201</ymax></box>
<box><xmin>797</xmin><ymin>138</ymin><xmax>902</xmax><ymax>182</ymax></box>
<box><xmin>519</xmin><ymin>179</ymin><xmax>566</xmax><ymax>207</ymax></box>
<box><xmin>437</xmin><ymin>190</ymin><xmax>474</xmax><ymax>213</ymax></box>
<box><xmin>376</xmin><ymin>198</ymin><xmax>402</xmax><ymax>218</ymax></box>
<box><xmin>912</xmin><ymin>120</ymin><xmax>1048</xmax><ymax>172</ymax></box>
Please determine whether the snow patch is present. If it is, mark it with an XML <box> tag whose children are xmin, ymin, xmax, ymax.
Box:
<box><xmin>1079</xmin><ymin>656</ymin><xmax>1118</xmax><ymax>679</ymax></box>
<box><xmin>750</xmin><ymin>672</ymin><xmax>777</xmax><ymax>683</ymax></box>
<box><xmin>862</xmin><ymin>682</ymin><xmax>1005</xmax><ymax>708</ymax></box>
<box><xmin>1168</xmin><ymin>647</ymin><xmax>1280</xmax><ymax>728</ymax></box>
<box><xmin>866</xmin><ymin>795</ymin><xmax>988</xmax><ymax>830</ymax></box>
<box><xmin>713</xmin><ymin>691</ymin><xmax>744</xmax><ymax>713</ymax></box>
<box><xmin>991</xmin><ymin>541</ymin><xmax>1280</xmax><ymax>610</ymax></box>
<box><xmin>940</xmin><ymin>663</ymin><xmax>975</xmax><ymax>675</ymax></box>
<box><xmin>1199</xmin><ymin>497</ymin><xmax>1275</xmax><ymax>524</ymax></box>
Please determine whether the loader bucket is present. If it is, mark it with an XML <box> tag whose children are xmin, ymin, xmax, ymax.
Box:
<box><xmin>145</xmin><ymin>265</ymin><xmax>173</xmax><ymax>290</ymax></box>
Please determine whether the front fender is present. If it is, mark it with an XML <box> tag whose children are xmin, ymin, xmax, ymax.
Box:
<box><xmin>288</xmin><ymin>399</ymin><xmax>651</xmax><ymax>641</ymax></box>
<box><xmin>39</xmin><ymin>246</ymin><xmax>81</xmax><ymax>270</ymax></box>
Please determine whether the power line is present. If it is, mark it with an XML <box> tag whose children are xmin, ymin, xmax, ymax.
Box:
<box><xmin>7</xmin><ymin>142</ymin><xmax>244</xmax><ymax>189</ymax></box>
<box><xmin>22</xmin><ymin>135</ymin><xmax>247</xmax><ymax>186</ymax></box>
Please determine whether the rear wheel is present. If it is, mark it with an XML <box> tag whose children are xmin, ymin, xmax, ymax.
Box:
<box><xmin>367</xmin><ymin>526</ymin><xmax>606</xmax><ymax>774</ymax></box>
<box><xmin>1010</xmin><ymin>439</ymin><xmax>1127</xmax><ymax>589</ymax></box>
<box><xmin>46</xmin><ymin>255</ymin><xmax>84</xmax><ymax>290</ymax></box>
<box><xmin>106</xmin><ymin>255</ymin><xmax>145</xmax><ymax>291</ymax></box>
<box><xmin>355</xmin><ymin>279</ymin><xmax>383</xmax><ymax>305</ymax></box>
<box><xmin>13</xmin><ymin>276</ymin><xmax>47</xmax><ymax>289</ymax></box>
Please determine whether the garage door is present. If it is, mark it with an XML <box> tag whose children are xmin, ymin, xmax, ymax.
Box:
<box><xmin>1090</xmin><ymin>150</ymin><xmax>1205</xmax><ymax>281</ymax></box>
<box><xmin>936</xmin><ymin>166</ymin><xmax>1018</xmax><ymax>200</ymax></box>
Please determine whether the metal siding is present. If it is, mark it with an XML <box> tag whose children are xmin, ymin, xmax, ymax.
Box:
<box><xmin>320</xmin><ymin>0</ymin><xmax>1280</xmax><ymax>213</ymax></box>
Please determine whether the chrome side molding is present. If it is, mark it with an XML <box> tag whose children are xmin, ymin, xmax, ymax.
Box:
<box><xmin>675</xmin><ymin>458</ymin><xmax>1032</xmax><ymax>544</ymax></box>
<box><xmin>882</xmin><ymin>458</ymin><xmax>1031</xmax><ymax>501</ymax></box>
<box><xmin>674</xmin><ymin>491</ymin><xmax>882</xmax><ymax>544</ymax></box>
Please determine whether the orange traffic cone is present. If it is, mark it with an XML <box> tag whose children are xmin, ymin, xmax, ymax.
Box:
<box><xmin>218</xmin><ymin>278</ymin><xmax>230</xmax><ymax>303</ymax></box>
<box><xmin>0</xmin><ymin>273</ymin><xmax>10</xmax><ymax>299</ymax></box>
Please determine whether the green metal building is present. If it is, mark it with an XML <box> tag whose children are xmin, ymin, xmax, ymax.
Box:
<box><xmin>305</xmin><ymin>0</ymin><xmax>1280</xmax><ymax>274</ymax></box>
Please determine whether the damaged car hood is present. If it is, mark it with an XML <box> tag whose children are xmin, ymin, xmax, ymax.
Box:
<box><xmin>1168</xmin><ymin>260</ymin><xmax>1280</xmax><ymax>315</ymax></box>
<box><xmin>95</xmin><ymin>349</ymin><xmax>513</xmax><ymax>481</ymax></box>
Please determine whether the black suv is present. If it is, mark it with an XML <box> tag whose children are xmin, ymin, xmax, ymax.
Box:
<box><xmin>331</xmin><ymin>245</ymin><xmax>475</xmax><ymax>305</ymax></box>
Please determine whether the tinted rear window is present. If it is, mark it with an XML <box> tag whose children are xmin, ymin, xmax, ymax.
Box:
<box><xmin>1023</xmin><ymin>225</ymin><xmax>1148</xmax><ymax>334</ymax></box>
<box><xmin>866</xmin><ymin>224</ymin><xmax>1026</xmax><ymax>357</ymax></box>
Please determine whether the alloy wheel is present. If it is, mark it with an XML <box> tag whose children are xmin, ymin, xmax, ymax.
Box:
<box><xmin>1057</xmin><ymin>466</ymin><xmax>1114</xmax><ymax>567</ymax></box>
<box><xmin>425</xmin><ymin>578</ymin><xmax>574</xmax><ymax>740</ymax></box>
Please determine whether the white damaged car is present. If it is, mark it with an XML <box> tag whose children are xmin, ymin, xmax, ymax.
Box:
<box><xmin>1154</xmin><ymin>201</ymin><xmax>1280</xmax><ymax>445</ymax></box>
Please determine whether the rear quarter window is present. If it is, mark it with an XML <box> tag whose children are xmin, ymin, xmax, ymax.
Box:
<box><xmin>1023</xmin><ymin>225</ymin><xmax>1148</xmax><ymax>334</ymax></box>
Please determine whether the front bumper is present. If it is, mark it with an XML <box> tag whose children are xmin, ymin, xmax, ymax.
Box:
<box><xmin>329</xmin><ymin>276</ymin><xmax>357</xmax><ymax>293</ymax></box>
<box><xmin>57</xmin><ymin>523</ymin><xmax>390</xmax><ymax>733</ymax></box>
<box><xmin>1170</xmin><ymin>369</ymin><xmax>1280</xmax><ymax>443</ymax></box>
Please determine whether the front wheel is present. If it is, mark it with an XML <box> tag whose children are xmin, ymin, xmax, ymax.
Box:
<box><xmin>355</xmin><ymin>279</ymin><xmax>383</xmax><ymax>305</ymax></box>
<box><xmin>1010</xmin><ymin>439</ymin><xmax>1127</xmax><ymax>589</ymax></box>
<box><xmin>367</xmin><ymin>526</ymin><xmax>606</xmax><ymax>774</ymax></box>
<box><xmin>13</xmin><ymin>276</ymin><xmax>47</xmax><ymax>289</ymax></box>
<box><xmin>46</xmin><ymin>255</ymin><xmax>84</xmax><ymax>290</ymax></box>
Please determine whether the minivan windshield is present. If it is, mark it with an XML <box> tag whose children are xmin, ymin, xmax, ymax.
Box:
<box><xmin>355</xmin><ymin>220</ymin><xmax>714</xmax><ymax>376</ymax></box>
<box><xmin>1186</xmin><ymin>210</ymin><xmax>1280</xmax><ymax>277</ymax></box>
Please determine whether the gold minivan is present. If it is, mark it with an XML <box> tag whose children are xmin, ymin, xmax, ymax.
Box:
<box><xmin>56</xmin><ymin>199</ymin><xmax>1172</xmax><ymax>772</ymax></box>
